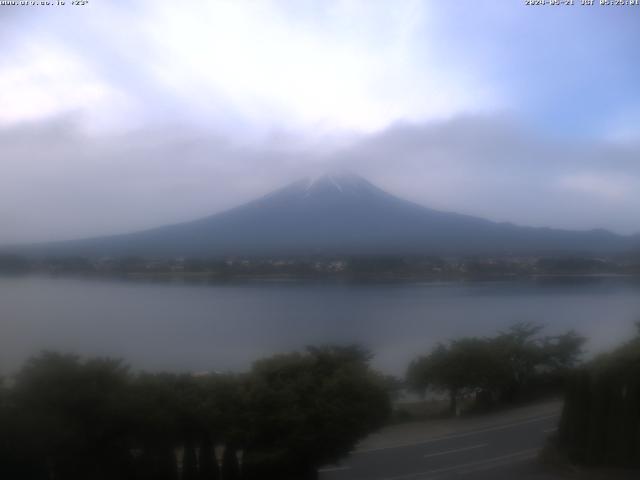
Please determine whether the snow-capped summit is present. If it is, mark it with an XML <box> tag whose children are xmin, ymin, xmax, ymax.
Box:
<box><xmin>303</xmin><ymin>172</ymin><xmax>375</xmax><ymax>196</ymax></box>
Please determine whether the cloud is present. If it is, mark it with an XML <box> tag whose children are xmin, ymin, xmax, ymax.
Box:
<box><xmin>1</xmin><ymin>1</ymin><xmax>640</xmax><ymax>243</ymax></box>
<box><xmin>0</xmin><ymin>42</ymin><xmax>130</xmax><ymax>132</ymax></box>
<box><xmin>556</xmin><ymin>173</ymin><xmax>635</xmax><ymax>202</ymax></box>
<box><xmin>2</xmin><ymin>1</ymin><xmax>640</xmax><ymax>141</ymax></box>
<box><xmin>0</xmin><ymin>114</ymin><xmax>330</xmax><ymax>244</ymax></box>
<box><xmin>0</xmin><ymin>0</ymin><xmax>500</xmax><ymax>138</ymax></box>
<box><xmin>338</xmin><ymin>116</ymin><xmax>640</xmax><ymax>235</ymax></box>
<box><xmin>2</xmin><ymin>113</ymin><xmax>640</xmax><ymax>245</ymax></box>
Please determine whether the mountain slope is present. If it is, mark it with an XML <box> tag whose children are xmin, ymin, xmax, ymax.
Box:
<box><xmin>10</xmin><ymin>174</ymin><xmax>638</xmax><ymax>257</ymax></box>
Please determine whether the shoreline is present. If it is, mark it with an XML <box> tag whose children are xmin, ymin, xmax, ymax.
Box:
<box><xmin>2</xmin><ymin>270</ymin><xmax>638</xmax><ymax>284</ymax></box>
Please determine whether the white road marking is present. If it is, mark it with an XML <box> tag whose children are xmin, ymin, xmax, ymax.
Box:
<box><xmin>356</xmin><ymin>413</ymin><xmax>559</xmax><ymax>454</ymax></box>
<box><xmin>318</xmin><ymin>466</ymin><xmax>351</xmax><ymax>473</ymax></box>
<box><xmin>423</xmin><ymin>443</ymin><xmax>487</xmax><ymax>459</ymax></box>
<box><xmin>377</xmin><ymin>448</ymin><xmax>539</xmax><ymax>480</ymax></box>
<box><xmin>456</xmin><ymin>448</ymin><xmax>539</xmax><ymax>476</ymax></box>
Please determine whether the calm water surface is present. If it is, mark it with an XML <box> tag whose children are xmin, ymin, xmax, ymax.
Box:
<box><xmin>1</xmin><ymin>275</ymin><xmax>639</xmax><ymax>375</ymax></box>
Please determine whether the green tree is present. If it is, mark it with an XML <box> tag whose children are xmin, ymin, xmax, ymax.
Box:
<box><xmin>407</xmin><ymin>324</ymin><xmax>586</xmax><ymax>413</ymax></box>
<box><xmin>10</xmin><ymin>352</ymin><xmax>132</xmax><ymax>480</ymax></box>
<box><xmin>407</xmin><ymin>338</ymin><xmax>503</xmax><ymax>414</ymax></box>
<box><xmin>492</xmin><ymin>323</ymin><xmax>585</xmax><ymax>401</ymax></box>
<box><xmin>491</xmin><ymin>323</ymin><xmax>545</xmax><ymax>402</ymax></box>
<box><xmin>243</xmin><ymin>345</ymin><xmax>391</xmax><ymax>480</ymax></box>
<box><xmin>540</xmin><ymin>330</ymin><xmax>586</xmax><ymax>371</ymax></box>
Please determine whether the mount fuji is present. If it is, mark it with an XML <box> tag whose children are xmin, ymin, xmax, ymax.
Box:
<box><xmin>10</xmin><ymin>173</ymin><xmax>638</xmax><ymax>257</ymax></box>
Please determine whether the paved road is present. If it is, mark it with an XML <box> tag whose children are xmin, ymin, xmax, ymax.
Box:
<box><xmin>319</xmin><ymin>410</ymin><xmax>561</xmax><ymax>480</ymax></box>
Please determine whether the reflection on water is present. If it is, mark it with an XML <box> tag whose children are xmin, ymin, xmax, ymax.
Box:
<box><xmin>1</xmin><ymin>274</ymin><xmax>639</xmax><ymax>375</ymax></box>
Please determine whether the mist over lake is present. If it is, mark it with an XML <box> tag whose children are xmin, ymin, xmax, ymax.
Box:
<box><xmin>2</xmin><ymin>275</ymin><xmax>639</xmax><ymax>376</ymax></box>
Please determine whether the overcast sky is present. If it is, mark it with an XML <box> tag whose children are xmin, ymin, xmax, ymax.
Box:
<box><xmin>1</xmin><ymin>0</ymin><xmax>640</xmax><ymax>244</ymax></box>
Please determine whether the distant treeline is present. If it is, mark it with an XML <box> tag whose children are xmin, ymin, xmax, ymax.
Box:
<box><xmin>557</xmin><ymin>324</ymin><xmax>640</xmax><ymax>468</ymax></box>
<box><xmin>0</xmin><ymin>346</ymin><xmax>391</xmax><ymax>480</ymax></box>
<box><xmin>2</xmin><ymin>253</ymin><xmax>639</xmax><ymax>278</ymax></box>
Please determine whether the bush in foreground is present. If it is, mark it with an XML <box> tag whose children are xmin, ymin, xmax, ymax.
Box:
<box><xmin>557</xmin><ymin>325</ymin><xmax>640</xmax><ymax>468</ymax></box>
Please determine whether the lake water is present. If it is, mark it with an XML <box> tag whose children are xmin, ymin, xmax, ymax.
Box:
<box><xmin>1</xmin><ymin>275</ymin><xmax>639</xmax><ymax>376</ymax></box>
